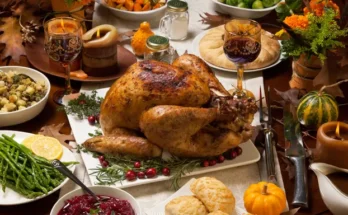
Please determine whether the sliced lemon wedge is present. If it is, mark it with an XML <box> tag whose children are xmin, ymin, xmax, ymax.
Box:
<box><xmin>31</xmin><ymin>136</ymin><xmax>63</xmax><ymax>160</ymax></box>
<box><xmin>22</xmin><ymin>134</ymin><xmax>44</xmax><ymax>150</ymax></box>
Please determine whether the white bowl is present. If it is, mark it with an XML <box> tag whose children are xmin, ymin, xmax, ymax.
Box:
<box><xmin>212</xmin><ymin>0</ymin><xmax>278</xmax><ymax>19</ymax></box>
<box><xmin>100</xmin><ymin>0</ymin><xmax>167</xmax><ymax>21</ymax></box>
<box><xmin>0</xmin><ymin>66</ymin><xmax>50</xmax><ymax>127</ymax></box>
<box><xmin>50</xmin><ymin>186</ymin><xmax>142</xmax><ymax>215</ymax></box>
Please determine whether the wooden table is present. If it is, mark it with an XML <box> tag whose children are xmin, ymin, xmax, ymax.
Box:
<box><xmin>1</xmin><ymin>13</ymin><xmax>347</xmax><ymax>215</ymax></box>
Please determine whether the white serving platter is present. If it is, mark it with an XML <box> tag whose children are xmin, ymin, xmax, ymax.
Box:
<box><xmin>0</xmin><ymin>130</ymin><xmax>76</xmax><ymax>205</ymax></box>
<box><xmin>191</xmin><ymin>29</ymin><xmax>287</xmax><ymax>73</ymax></box>
<box><xmin>63</xmin><ymin>88</ymin><xmax>261</xmax><ymax>189</ymax></box>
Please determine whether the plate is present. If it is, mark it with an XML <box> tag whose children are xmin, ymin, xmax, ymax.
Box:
<box><xmin>25</xmin><ymin>36</ymin><xmax>137</xmax><ymax>82</ymax></box>
<box><xmin>0</xmin><ymin>130</ymin><xmax>76</xmax><ymax>205</ymax></box>
<box><xmin>191</xmin><ymin>30</ymin><xmax>287</xmax><ymax>73</ymax></box>
<box><xmin>63</xmin><ymin>89</ymin><xmax>261</xmax><ymax>189</ymax></box>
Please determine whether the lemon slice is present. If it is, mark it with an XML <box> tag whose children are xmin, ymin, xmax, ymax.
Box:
<box><xmin>31</xmin><ymin>137</ymin><xmax>63</xmax><ymax>160</ymax></box>
<box><xmin>22</xmin><ymin>135</ymin><xmax>44</xmax><ymax>150</ymax></box>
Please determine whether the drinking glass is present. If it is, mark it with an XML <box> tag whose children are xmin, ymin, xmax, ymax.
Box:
<box><xmin>44</xmin><ymin>17</ymin><xmax>83</xmax><ymax>104</ymax></box>
<box><xmin>223</xmin><ymin>19</ymin><xmax>261</xmax><ymax>99</ymax></box>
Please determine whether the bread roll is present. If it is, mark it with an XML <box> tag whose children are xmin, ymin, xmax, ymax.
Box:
<box><xmin>190</xmin><ymin>177</ymin><xmax>235</xmax><ymax>214</ymax></box>
<box><xmin>199</xmin><ymin>25</ymin><xmax>280</xmax><ymax>70</ymax></box>
<box><xmin>165</xmin><ymin>195</ymin><xmax>208</xmax><ymax>215</ymax></box>
<box><xmin>208</xmin><ymin>211</ymin><xmax>229</xmax><ymax>215</ymax></box>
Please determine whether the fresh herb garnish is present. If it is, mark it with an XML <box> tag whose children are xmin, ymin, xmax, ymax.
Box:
<box><xmin>90</xmin><ymin>154</ymin><xmax>202</xmax><ymax>190</ymax></box>
<box><xmin>88</xmin><ymin>129</ymin><xmax>102</xmax><ymax>137</ymax></box>
<box><xmin>59</xmin><ymin>90</ymin><xmax>103</xmax><ymax>120</ymax></box>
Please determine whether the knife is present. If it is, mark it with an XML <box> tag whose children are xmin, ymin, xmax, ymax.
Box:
<box><xmin>284</xmin><ymin>102</ymin><xmax>308</xmax><ymax>208</ymax></box>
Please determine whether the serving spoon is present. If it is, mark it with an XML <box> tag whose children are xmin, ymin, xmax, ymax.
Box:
<box><xmin>51</xmin><ymin>159</ymin><xmax>98</xmax><ymax>201</ymax></box>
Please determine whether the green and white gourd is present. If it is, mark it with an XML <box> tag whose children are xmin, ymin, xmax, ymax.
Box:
<box><xmin>297</xmin><ymin>91</ymin><xmax>339</xmax><ymax>128</ymax></box>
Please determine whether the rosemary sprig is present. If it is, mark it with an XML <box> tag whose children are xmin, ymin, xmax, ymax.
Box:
<box><xmin>88</xmin><ymin>129</ymin><xmax>102</xmax><ymax>137</ymax></box>
<box><xmin>59</xmin><ymin>90</ymin><xmax>103</xmax><ymax>120</ymax></box>
<box><xmin>90</xmin><ymin>153</ymin><xmax>203</xmax><ymax>190</ymax></box>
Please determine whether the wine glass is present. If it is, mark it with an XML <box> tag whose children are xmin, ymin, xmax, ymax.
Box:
<box><xmin>44</xmin><ymin>17</ymin><xmax>83</xmax><ymax>105</ymax></box>
<box><xmin>223</xmin><ymin>19</ymin><xmax>261</xmax><ymax>99</ymax></box>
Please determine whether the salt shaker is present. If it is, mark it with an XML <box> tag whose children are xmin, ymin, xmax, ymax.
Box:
<box><xmin>159</xmin><ymin>0</ymin><xmax>189</xmax><ymax>41</ymax></box>
<box><xmin>144</xmin><ymin>35</ymin><xmax>179</xmax><ymax>64</ymax></box>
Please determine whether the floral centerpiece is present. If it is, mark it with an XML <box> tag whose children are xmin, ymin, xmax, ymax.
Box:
<box><xmin>275</xmin><ymin>0</ymin><xmax>348</xmax><ymax>96</ymax></box>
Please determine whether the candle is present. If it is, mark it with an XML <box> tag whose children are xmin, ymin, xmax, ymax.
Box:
<box><xmin>82</xmin><ymin>24</ymin><xmax>118</xmax><ymax>77</ymax></box>
<box><xmin>314</xmin><ymin>121</ymin><xmax>348</xmax><ymax>169</ymax></box>
<box><xmin>48</xmin><ymin>18</ymin><xmax>80</xmax><ymax>34</ymax></box>
<box><xmin>45</xmin><ymin>17</ymin><xmax>82</xmax><ymax>73</ymax></box>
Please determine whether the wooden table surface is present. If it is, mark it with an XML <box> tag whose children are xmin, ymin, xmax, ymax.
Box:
<box><xmin>1</xmin><ymin>11</ymin><xmax>347</xmax><ymax>215</ymax></box>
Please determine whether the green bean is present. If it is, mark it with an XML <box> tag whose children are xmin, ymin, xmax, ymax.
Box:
<box><xmin>0</xmin><ymin>150</ymin><xmax>34</xmax><ymax>189</ymax></box>
<box><xmin>0</xmin><ymin>135</ymin><xmax>76</xmax><ymax>198</ymax></box>
<box><xmin>2</xmin><ymin>162</ymin><xmax>8</xmax><ymax>192</ymax></box>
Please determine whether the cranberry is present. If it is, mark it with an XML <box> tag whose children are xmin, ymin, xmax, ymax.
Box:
<box><xmin>137</xmin><ymin>171</ymin><xmax>145</xmax><ymax>179</ymax></box>
<box><xmin>235</xmin><ymin>146</ymin><xmax>243</xmax><ymax>156</ymax></box>
<box><xmin>231</xmin><ymin>150</ymin><xmax>238</xmax><ymax>159</ymax></box>
<box><xmin>134</xmin><ymin>161</ymin><xmax>141</xmax><ymax>168</ymax></box>
<box><xmin>78</xmin><ymin>100</ymin><xmax>86</xmax><ymax>105</ymax></box>
<box><xmin>201</xmin><ymin>160</ymin><xmax>209</xmax><ymax>167</ymax></box>
<box><xmin>125</xmin><ymin>170</ymin><xmax>136</xmax><ymax>181</ymax></box>
<box><xmin>87</xmin><ymin>115</ymin><xmax>96</xmax><ymax>125</ymax></box>
<box><xmin>217</xmin><ymin>155</ymin><xmax>225</xmax><ymax>163</ymax></box>
<box><xmin>95</xmin><ymin>114</ymin><xmax>100</xmax><ymax>123</ymax></box>
<box><xmin>223</xmin><ymin>149</ymin><xmax>233</xmax><ymax>160</ymax></box>
<box><xmin>209</xmin><ymin>159</ymin><xmax>217</xmax><ymax>166</ymax></box>
<box><xmin>98</xmin><ymin>155</ymin><xmax>105</xmax><ymax>162</ymax></box>
<box><xmin>162</xmin><ymin>167</ymin><xmax>170</xmax><ymax>176</ymax></box>
<box><xmin>101</xmin><ymin>160</ymin><xmax>109</xmax><ymax>168</ymax></box>
<box><xmin>145</xmin><ymin>168</ymin><xmax>157</xmax><ymax>178</ymax></box>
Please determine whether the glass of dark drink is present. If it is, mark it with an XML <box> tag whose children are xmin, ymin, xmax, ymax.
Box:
<box><xmin>44</xmin><ymin>17</ymin><xmax>83</xmax><ymax>104</ymax></box>
<box><xmin>223</xmin><ymin>19</ymin><xmax>261</xmax><ymax>99</ymax></box>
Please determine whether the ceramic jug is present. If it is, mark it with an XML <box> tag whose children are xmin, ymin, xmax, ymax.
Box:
<box><xmin>310</xmin><ymin>163</ymin><xmax>348</xmax><ymax>215</ymax></box>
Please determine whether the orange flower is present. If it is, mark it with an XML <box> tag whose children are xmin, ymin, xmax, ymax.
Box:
<box><xmin>304</xmin><ymin>0</ymin><xmax>340</xmax><ymax>18</ymax></box>
<box><xmin>284</xmin><ymin>15</ymin><xmax>309</xmax><ymax>29</ymax></box>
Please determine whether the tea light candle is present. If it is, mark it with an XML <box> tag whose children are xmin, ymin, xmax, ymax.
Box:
<box><xmin>314</xmin><ymin>121</ymin><xmax>348</xmax><ymax>169</ymax></box>
<box><xmin>82</xmin><ymin>24</ymin><xmax>118</xmax><ymax>77</ymax></box>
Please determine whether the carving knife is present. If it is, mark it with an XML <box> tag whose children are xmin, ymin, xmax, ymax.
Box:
<box><xmin>284</xmin><ymin>102</ymin><xmax>308</xmax><ymax>208</ymax></box>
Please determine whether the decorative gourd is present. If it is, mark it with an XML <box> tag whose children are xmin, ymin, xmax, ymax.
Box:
<box><xmin>131</xmin><ymin>22</ymin><xmax>154</xmax><ymax>57</ymax></box>
<box><xmin>297</xmin><ymin>90</ymin><xmax>338</xmax><ymax>128</ymax></box>
<box><xmin>244</xmin><ymin>182</ymin><xmax>286</xmax><ymax>215</ymax></box>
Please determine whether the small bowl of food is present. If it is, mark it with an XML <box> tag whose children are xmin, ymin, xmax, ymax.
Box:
<box><xmin>50</xmin><ymin>186</ymin><xmax>142</xmax><ymax>215</ymax></box>
<box><xmin>0</xmin><ymin>66</ymin><xmax>50</xmax><ymax>127</ymax></box>
<box><xmin>212</xmin><ymin>0</ymin><xmax>280</xmax><ymax>19</ymax></box>
<box><xmin>100</xmin><ymin>0</ymin><xmax>167</xmax><ymax>21</ymax></box>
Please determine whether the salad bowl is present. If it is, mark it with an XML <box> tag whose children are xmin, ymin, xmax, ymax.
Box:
<box><xmin>212</xmin><ymin>0</ymin><xmax>278</xmax><ymax>19</ymax></box>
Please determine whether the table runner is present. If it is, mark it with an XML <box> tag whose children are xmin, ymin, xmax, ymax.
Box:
<box><xmin>59</xmin><ymin>1</ymin><xmax>287</xmax><ymax>214</ymax></box>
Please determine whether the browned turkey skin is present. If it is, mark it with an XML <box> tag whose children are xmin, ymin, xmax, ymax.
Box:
<box><xmin>83</xmin><ymin>54</ymin><xmax>257</xmax><ymax>158</ymax></box>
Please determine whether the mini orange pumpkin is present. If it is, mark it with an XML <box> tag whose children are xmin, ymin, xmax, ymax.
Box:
<box><xmin>244</xmin><ymin>182</ymin><xmax>286</xmax><ymax>215</ymax></box>
<box><xmin>131</xmin><ymin>21</ymin><xmax>154</xmax><ymax>57</ymax></box>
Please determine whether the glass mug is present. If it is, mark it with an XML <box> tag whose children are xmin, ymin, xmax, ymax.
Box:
<box><xmin>159</xmin><ymin>0</ymin><xmax>189</xmax><ymax>41</ymax></box>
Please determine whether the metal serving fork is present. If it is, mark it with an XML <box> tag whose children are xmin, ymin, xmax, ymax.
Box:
<box><xmin>259</xmin><ymin>86</ymin><xmax>277</xmax><ymax>183</ymax></box>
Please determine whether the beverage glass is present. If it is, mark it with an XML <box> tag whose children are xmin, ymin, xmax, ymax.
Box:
<box><xmin>223</xmin><ymin>19</ymin><xmax>261</xmax><ymax>98</ymax></box>
<box><xmin>44</xmin><ymin>17</ymin><xmax>83</xmax><ymax>104</ymax></box>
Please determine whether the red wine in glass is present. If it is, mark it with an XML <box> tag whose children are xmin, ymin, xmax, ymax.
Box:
<box><xmin>223</xmin><ymin>36</ymin><xmax>261</xmax><ymax>64</ymax></box>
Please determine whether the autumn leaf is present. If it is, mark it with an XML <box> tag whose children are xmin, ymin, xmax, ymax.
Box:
<box><xmin>0</xmin><ymin>17</ymin><xmax>26</xmax><ymax>62</ymax></box>
<box><xmin>313</xmin><ymin>57</ymin><xmax>345</xmax><ymax>98</ymax></box>
<box><xmin>274</xmin><ymin>88</ymin><xmax>306</xmax><ymax>107</ymax></box>
<box><xmin>38</xmin><ymin>123</ymin><xmax>75</xmax><ymax>150</ymax></box>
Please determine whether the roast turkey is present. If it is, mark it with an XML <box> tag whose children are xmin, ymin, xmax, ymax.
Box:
<box><xmin>83</xmin><ymin>54</ymin><xmax>257</xmax><ymax>158</ymax></box>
